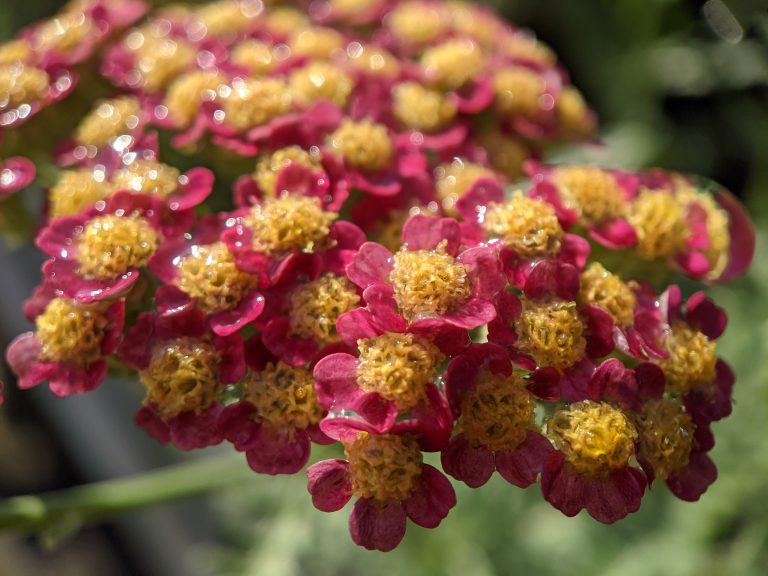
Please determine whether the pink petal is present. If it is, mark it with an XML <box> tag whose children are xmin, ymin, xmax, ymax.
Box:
<box><xmin>665</xmin><ymin>451</ymin><xmax>717</xmax><ymax>502</ymax></box>
<box><xmin>441</xmin><ymin>297</ymin><xmax>496</xmax><ymax>329</ymax></box>
<box><xmin>495</xmin><ymin>431</ymin><xmax>555</xmax><ymax>488</ymax></box>
<box><xmin>262</xmin><ymin>316</ymin><xmax>317</xmax><ymax>366</ymax></box>
<box><xmin>584</xmin><ymin>467</ymin><xmax>646</xmax><ymax>524</ymax></box>
<box><xmin>0</xmin><ymin>156</ymin><xmax>36</xmax><ymax>196</ymax></box>
<box><xmin>458</xmin><ymin>245</ymin><xmax>505</xmax><ymax>299</ymax></box>
<box><xmin>560</xmin><ymin>233</ymin><xmax>591</xmax><ymax>269</ymax></box>
<box><xmin>6</xmin><ymin>333</ymin><xmax>55</xmax><ymax>390</ymax></box>
<box><xmin>527</xmin><ymin>367</ymin><xmax>561</xmax><ymax>401</ymax></box>
<box><xmin>363</xmin><ymin>284</ymin><xmax>407</xmax><ymax>333</ymax></box>
<box><xmin>685</xmin><ymin>292</ymin><xmax>727</xmax><ymax>340</ymax></box>
<box><xmin>401</xmin><ymin>214</ymin><xmax>460</xmax><ymax>254</ymax></box>
<box><xmin>336</xmin><ymin>308</ymin><xmax>381</xmax><ymax>348</ymax></box>
<box><xmin>313</xmin><ymin>352</ymin><xmax>360</xmax><ymax>409</ymax></box>
<box><xmin>440</xmin><ymin>434</ymin><xmax>494</xmax><ymax>488</ymax></box>
<box><xmin>346</xmin><ymin>242</ymin><xmax>394</xmax><ymax>288</ymax></box>
<box><xmin>349</xmin><ymin>498</ymin><xmax>407</xmax><ymax>552</ymax></box>
<box><xmin>218</xmin><ymin>402</ymin><xmax>260</xmax><ymax>451</ymax></box>
<box><xmin>171</xmin><ymin>167</ymin><xmax>214</xmax><ymax>211</ymax></box>
<box><xmin>155</xmin><ymin>285</ymin><xmax>195</xmax><ymax>316</ymax></box>
<box><xmin>245</xmin><ymin>426</ymin><xmax>311</xmax><ymax>475</ymax></box>
<box><xmin>541</xmin><ymin>451</ymin><xmax>589</xmax><ymax>517</ymax></box>
<box><xmin>210</xmin><ymin>292</ymin><xmax>265</xmax><ymax>337</ymax></box>
<box><xmin>403</xmin><ymin>464</ymin><xmax>456</xmax><ymax>528</ymax></box>
<box><xmin>716</xmin><ymin>188</ymin><xmax>755</xmax><ymax>281</ymax></box>
<box><xmin>306</xmin><ymin>459</ymin><xmax>353</xmax><ymax>512</ymax></box>
<box><xmin>455</xmin><ymin>177</ymin><xmax>505</xmax><ymax>222</ymax></box>
<box><xmin>582</xmin><ymin>304</ymin><xmax>616</xmax><ymax>359</ymax></box>
<box><xmin>589</xmin><ymin>218</ymin><xmax>637</xmax><ymax>249</ymax></box>
<box><xmin>135</xmin><ymin>405</ymin><xmax>171</xmax><ymax>445</ymax></box>
<box><xmin>49</xmin><ymin>361</ymin><xmax>108</xmax><ymax>397</ymax></box>
<box><xmin>523</xmin><ymin>259</ymin><xmax>579</xmax><ymax>301</ymax></box>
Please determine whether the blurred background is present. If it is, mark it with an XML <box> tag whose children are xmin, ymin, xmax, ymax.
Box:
<box><xmin>1</xmin><ymin>1</ymin><xmax>768</xmax><ymax>575</ymax></box>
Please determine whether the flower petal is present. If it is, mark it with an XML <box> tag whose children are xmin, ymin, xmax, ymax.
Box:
<box><xmin>346</xmin><ymin>242</ymin><xmax>394</xmax><ymax>288</ymax></box>
<box><xmin>403</xmin><ymin>464</ymin><xmax>456</xmax><ymax>528</ymax></box>
<box><xmin>306</xmin><ymin>459</ymin><xmax>353</xmax><ymax>512</ymax></box>
<box><xmin>440</xmin><ymin>434</ymin><xmax>494</xmax><ymax>488</ymax></box>
<box><xmin>349</xmin><ymin>498</ymin><xmax>407</xmax><ymax>552</ymax></box>
<box><xmin>495</xmin><ymin>431</ymin><xmax>555</xmax><ymax>488</ymax></box>
<box><xmin>245</xmin><ymin>427</ymin><xmax>311</xmax><ymax>475</ymax></box>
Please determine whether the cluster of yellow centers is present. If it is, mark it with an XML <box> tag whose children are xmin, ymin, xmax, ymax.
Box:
<box><xmin>556</xmin><ymin>86</ymin><xmax>594</xmax><ymax>138</ymax></box>
<box><xmin>176</xmin><ymin>242</ymin><xmax>259</xmax><ymax>313</ymax></box>
<box><xmin>0</xmin><ymin>63</ymin><xmax>49</xmax><ymax>108</ymax></box>
<box><xmin>288</xmin><ymin>274</ymin><xmax>360</xmax><ymax>346</ymax></box>
<box><xmin>328</xmin><ymin>118</ymin><xmax>393</xmax><ymax>173</ymax></box>
<box><xmin>192</xmin><ymin>0</ymin><xmax>263</xmax><ymax>37</ymax></box>
<box><xmin>660</xmin><ymin>323</ymin><xmax>717</xmax><ymax>394</ymax></box>
<box><xmin>629</xmin><ymin>189</ymin><xmax>689</xmax><ymax>261</ymax></box>
<box><xmin>245</xmin><ymin>194</ymin><xmax>336</xmax><ymax>256</ymax></box>
<box><xmin>548</xmin><ymin>400</ymin><xmax>637</xmax><ymax>477</ymax></box>
<box><xmin>676</xmin><ymin>186</ymin><xmax>731</xmax><ymax>279</ymax></box>
<box><xmin>243</xmin><ymin>362</ymin><xmax>323</xmax><ymax>431</ymax></box>
<box><xmin>264</xmin><ymin>6</ymin><xmax>310</xmax><ymax>37</ymax></box>
<box><xmin>165</xmin><ymin>70</ymin><xmax>225</xmax><ymax>129</ymax></box>
<box><xmin>461</xmin><ymin>372</ymin><xmax>535</xmax><ymax>452</ymax></box>
<box><xmin>435</xmin><ymin>158</ymin><xmax>495</xmax><ymax>214</ymax></box>
<box><xmin>254</xmin><ymin>146</ymin><xmax>323</xmax><ymax>197</ymax></box>
<box><xmin>632</xmin><ymin>397</ymin><xmax>694</xmax><ymax>481</ymax></box>
<box><xmin>35</xmin><ymin>298</ymin><xmax>108</xmax><ymax>367</ymax></box>
<box><xmin>74</xmin><ymin>96</ymin><xmax>141</xmax><ymax>147</ymax></box>
<box><xmin>123</xmin><ymin>24</ymin><xmax>196</xmax><ymax>92</ymax></box>
<box><xmin>392</xmin><ymin>82</ymin><xmax>457</xmax><ymax>133</ymax></box>
<box><xmin>483</xmin><ymin>191</ymin><xmax>564</xmax><ymax>258</ymax></box>
<box><xmin>0</xmin><ymin>39</ymin><xmax>31</xmax><ymax>66</ymax></box>
<box><xmin>577</xmin><ymin>263</ymin><xmax>637</xmax><ymax>328</ymax></box>
<box><xmin>345</xmin><ymin>42</ymin><xmax>399</xmax><ymax>77</ymax></box>
<box><xmin>492</xmin><ymin>67</ymin><xmax>548</xmax><ymax>120</ymax></box>
<box><xmin>421</xmin><ymin>38</ymin><xmax>485</xmax><ymax>91</ymax></box>
<box><xmin>48</xmin><ymin>168</ymin><xmax>110</xmax><ymax>218</ymax></box>
<box><xmin>356</xmin><ymin>332</ymin><xmax>444</xmax><ymax>411</ymax></box>
<box><xmin>289</xmin><ymin>27</ymin><xmax>344</xmax><ymax>59</ymax></box>
<box><xmin>140</xmin><ymin>337</ymin><xmax>220</xmax><ymax>418</ymax></box>
<box><xmin>33</xmin><ymin>9</ymin><xmax>93</xmax><ymax>54</ymax></box>
<box><xmin>75</xmin><ymin>215</ymin><xmax>159</xmax><ymax>281</ymax></box>
<box><xmin>385</xmin><ymin>1</ymin><xmax>446</xmax><ymax>46</ymax></box>
<box><xmin>111</xmin><ymin>159</ymin><xmax>181</xmax><ymax>198</ymax></box>
<box><xmin>289</xmin><ymin>61</ymin><xmax>353</xmax><ymax>108</ymax></box>
<box><xmin>515</xmin><ymin>299</ymin><xmax>586</xmax><ymax>371</ymax></box>
<box><xmin>554</xmin><ymin>166</ymin><xmax>626</xmax><ymax>226</ymax></box>
<box><xmin>343</xmin><ymin>432</ymin><xmax>423</xmax><ymax>502</ymax></box>
<box><xmin>501</xmin><ymin>33</ymin><xmax>556</xmax><ymax>67</ymax></box>
<box><xmin>389</xmin><ymin>240</ymin><xmax>471</xmax><ymax>322</ymax></box>
<box><xmin>221</xmin><ymin>77</ymin><xmax>292</xmax><ymax>132</ymax></box>
<box><xmin>230</xmin><ymin>40</ymin><xmax>277</xmax><ymax>75</ymax></box>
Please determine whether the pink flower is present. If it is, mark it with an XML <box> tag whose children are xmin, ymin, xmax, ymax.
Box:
<box><xmin>0</xmin><ymin>65</ymin><xmax>77</xmax><ymax>130</ymax></box>
<box><xmin>0</xmin><ymin>156</ymin><xmax>36</xmax><ymax>199</ymax></box>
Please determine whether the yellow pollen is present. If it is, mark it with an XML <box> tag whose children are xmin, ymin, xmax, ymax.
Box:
<box><xmin>676</xmin><ymin>187</ymin><xmax>731</xmax><ymax>280</ymax></box>
<box><xmin>629</xmin><ymin>189</ymin><xmax>689</xmax><ymax>261</ymax></box>
<box><xmin>0</xmin><ymin>64</ymin><xmax>49</xmax><ymax>108</ymax></box>
<box><xmin>176</xmin><ymin>242</ymin><xmax>259</xmax><ymax>314</ymax></box>
<box><xmin>556</xmin><ymin>87</ymin><xmax>594</xmax><ymax>138</ymax></box>
<box><xmin>343</xmin><ymin>432</ymin><xmax>423</xmax><ymax>501</ymax></box>
<box><xmin>461</xmin><ymin>372</ymin><xmax>535</xmax><ymax>452</ymax></box>
<box><xmin>230</xmin><ymin>40</ymin><xmax>276</xmax><ymax>75</ymax></box>
<box><xmin>554</xmin><ymin>166</ymin><xmax>626</xmax><ymax>225</ymax></box>
<box><xmin>290</xmin><ymin>27</ymin><xmax>344</xmax><ymax>59</ymax></box>
<box><xmin>389</xmin><ymin>241</ymin><xmax>471</xmax><ymax>321</ymax></box>
<box><xmin>330</xmin><ymin>0</ymin><xmax>383</xmax><ymax>17</ymax></box>
<box><xmin>132</xmin><ymin>33</ymin><xmax>196</xmax><ymax>92</ymax></box>
<box><xmin>34</xmin><ymin>11</ymin><xmax>93</xmax><ymax>54</ymax></box>
<box><xmin>0</xmin><ymin>40</ymin><xmax>31</xmax><ymax>66</ymax></box>
<box><xmin>221</xmin><ymin>77</ymin><xmax>292</xmax><ymax>132</ymax></box>
<box><xmin>243</xmin><ymin>362</ymin><xmax>323</xmax><ymax>430</ymax></box>
<box><xmin>421</xmin><ymin>38</ymin><xmax>485</xmax><ymax>91</ymax></box>
<box><xmin>633</xmin><ymin>398</ymin><xmax>694</xmax><ymax>481</ymax></box>
<box><xmin>165</xmin><ymin>70</ymin><xmax>225</xmax><ymax>128</ymax></box>
<box><xmin>328</xmin><ymin>118</ymin><xmax>393</xmax><ymax>172</ymax></box>
<box><xmin>501</xmin><ymin>34</ymin><xmax>556</xmax><ymax>67</ymax></box>
<box><xmin>492</xmin><ymin>67</ymin><xmax>547</xmax><ymax>120</ymax></box>
<box><xmin>392</xmin><ymin>82</ymin><xmax>457</xmax><ymax>133</ymax></box>
<box><xmin>483</xmin><ymin>191</ymin><xmax>564</xmax><ymax>258</ymax></box>
<box><xmin>477</xmin><ymin>131</ymin><xmax>528</xmax><ymax>180</ymax></box>
<box><xmin>443</xmin><ymin>2</ymin><xmax>503</xmax><ymax>46</ymax></box>
<box><xmin>548</xmin><ymin>400</ymin><xmax>637</xmax><ymax>477</ymax></box>
<box><xmin>48</xmin><ymin>169</ymin><xmax>111</xmax><ymax>218</ymax></box>
<box><xmin>386</xmin><ymin>2</ymin><xmax>445</xmax><ymax>46</ymax></box>
<box><xmin>434</xmin><ymin>158</ymin><xmax>495</xmax><ymax>214</ymax></box>
<box><xmin>346</xmin><ymin>42</ymin><xmax>399</xmax><ymax>77</ymax></box>
<box><xmin>288</xmin><ymin>274</ymin><xmax>360</xmax><ymax>345</ymax></box>
<box><xmin>516</xmin><ymin>299</ymin><xmax>587</xmax><ymax>371</ymax></box>
<box><xmin>111</xmin><ymin>160</ymin><xmax>181</xmax><ymax>198</ymax></box>
<box><xmin>289</xmin><ymin>61</ymin><xmax>353</xmax><ymax>108</ymax></box>
<box><xmin>264</xmin><ymin>7</ymin><xmax>310</xmax><ymax>36</ymax></box>
<box><xmin>140</xmin><ymin>337</ymin><xmax>220</xmax><ymax>418</ymax></box>
<box><xmin>577</xmin><ymin>263</ymin><xmax>637</xmax><ymax>327</ymax></box>
<box><xmin>75</xmin><ymin>215</ymin><xmax>158</xmax><ymax>281</ymax></box>
<box><xmin>356</xmin><ymin>332</ymin><xmax>444</xmax><ymax>411</ymax></box>
<box><xmin>660</xmin><ymin>323</ymin><xmax>717</xmax><ymax>394</ymax></box>
<box><xmin>245</xmin><ymin>194</ymin><xmax>336</xmax><ymax>256</ymax></box>
<box><xmin>195</xmin><ymin>0</ymin><xmax>260</xmax><ymax>37</ymax></box>
<box><xmin>254</xmin><ymin>146</ymin><xmax>322</xmax><ymax>197</ymax></box>
<box><xmin>35</xmin><ymin>298</ymin><xmax>108</xmax><ymax>367</ymax></box>
<box><xmin>74</xmin><ymin>96</ymin><xmax>141</xmax><ymax>148</ymax></box>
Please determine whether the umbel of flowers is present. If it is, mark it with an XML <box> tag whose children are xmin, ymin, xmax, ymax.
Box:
<box><xmin>0</xmin><ymin>0</ymin><xmax>756</xmax><ymax>553</ymax></box>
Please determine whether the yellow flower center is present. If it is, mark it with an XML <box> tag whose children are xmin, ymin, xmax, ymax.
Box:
<box><xmin>501</xmin><ymin>34</ymin><xmax>556</xmax><ymax>67</ymax></box>
<box><xmin>264</xmin><ymin>7</ymin><xmax>310</xmax><ymax>36</ymax></box>
<box><xmin>633</xmin><ymin>398</ymin><xmax>694</xmax><ymax>481</ymax></box>
<box><xmin>344</xmin><ymin>432</ymin><xmax>423</xmax><ymax>501</ymax></box>
<box><xmin>483</xmin><ymin>192</ymin><xmax>564</xmax><ymax>258</ymax></box>
<box><xmin>290</xmin><ymin>27</ymin><xmax>344</xmax><ymax>59</ymax></box>
<box><xmin>140</xmin><ymin>337</ymin><xmax>220</xmax><ymax>418</ymax></box>
<box><xmin>435</xmin><ymin>158</ymin><xmax>495</xmax><ymax>214</ymax></box>
<box><xmin>676</xmin><ymin>187</ymin><xmax>731</xmax><ymax>279</ymax></box>
<box><xmin>0</xmin><ymin>40</ymin><xmax>31</xmax><ymax>66</ymax></box>
<box><xmin>356</xmin><ymin>332</ymin><xmax>444</xmax><ymax>411</ymax></box>
<box><xmin>75</xmin><ymin>215</ymin><xmax>159</xmax><ymax>281</ymax></box>
<box><xmin>129</xmin><ymin>30</ymin><xmax>196</xmax><ymax>92</ymax></box>
<box><xmin>345</xmin><ymin>42</ymin><xmax>399</xmax><ymax>77</ymax></box>
<box><xmin>443</xmin><ymin>2</ymin><xmax>503</xmax><ymax>46</ymax></box>
<box><xmin>34</xmin><ymin>11</ymin><xmax>93</xmax><ymax>54</ymax></box>
<box><xmin>230</xmin><ymin>40</ymin><xmax>276</xmax><ymax>75</ymax></box>
<box><xmin>288</xmin><ymin>274</ymin><xmax>360</xmax><ymax>345</ymax></box>
<box><xmin>289</xmin><ymin>61</ymin><xmax>354</xmax><ymax>108</ymax></box>
<box><xmin>477</xmin><ymin>131</ymin><xmax>528</xmax><ymax>180</ymax></box>
<box><xmin>254</xmin><ymin>146</ymin><xmax>322</xmax><ymax>197</ymax></box>
<box><xmin>165</xmin><ymin>70</ymin><xmax>225</xmax><ymax>129</ymax></box>
<box><xmin>111</xmin><ymin>160</ymin><xmax>181</xmax><ymax>198</ymax></box>
<box><xmin>176</xmin><ymin>242</ymin><xmax>259</xmax><ymax>314</ymax></box>
<box><xmin>577</xmin><ymin>263</ymin><xmax>637</xmax><ymax>327</ymax></box>
<box><xmin>516</xmin><ymin>299</ymin><xmax>587</xmax><ymax>371</ymax></box>
<box><xmin>389</xmin><ymin>241</ymin><xmax>471</xmax><ymax>321</ymax></box>
<box><xmin>244</xmin><ymin>194</ymin><xmax>336</xmax><ymax>256</ymax></box>
<box><xmin>328</xmin><ymin>118</ymin><xmax>393</xmax><ymax>172</ymax></box>
<box><xmin>386</xmin><ymin>2</ymin><xmax>446</xmax><ymax>46</ymax></box>
<box><xmin>492</xmin><ymin>67</ymin><xmax>548</xmax><ymax>120</ymax></box>
<box><xmin>0</xmin><ymin>64</ymin><xmax>49</xmax><ymax>108</ymax></box>
<box><xmin>35</xmin><ymin>298</ymin><xmax>107</xmax><ymax>366</ymax></box>
<box><xmin>556</xmin><ymin>87</ymin><xmax>593</xmax><ymax>137</ymax></box>
<box><xmin>74</xmin><ymin>96</ymin><xmax>142</xmax><ymax>147</ymax></box>
<box><xmin>629</xmin><ymin>189</ymin><xmax>689</xmax><ymax>261</ymax></box>
<box><xmin>195</xmin><ymin>0</ymin><xmax>262</xmax><ymax>37</ymax></box>
<box><xmin>461</xmin><ymin>372</ymin><xmax>535</xmax><ymax>452</ymax></box>
<box><xmin>421</xmin><ymin>38</ymin><xmax>485</xmax><ymax>91</ymax></box>
<box><xmin>548</xmin><ymin>400</ymin><xmax>637</xmax><ymax>477</ymax></box>
<box><xmin>221</xmin><ymin>77</ymin><xmax>292</xmax><ymax>132</ymax></box>
<box><xmin>554</xmin><ymin>166</ymin><xmax>626</xmax><ymax>226</ymax></box>
<box><xmin>392</xmin><ymin>82</ymin><xmax>457</xmax><ymax>133</ymax></box>
<box><xmin>243</xmin><ymin>362</ymin><xmax>323</xmax><ymax>430</ymax></box>
<box><xmin>660</xmin><ymin>323</ymin><xmax>717</xmax><ymax>394</ymax></box>
<box><xmin>48</xmin><ymin>169</ymin><xmax>111</xmax><ymax>218</ymax></box>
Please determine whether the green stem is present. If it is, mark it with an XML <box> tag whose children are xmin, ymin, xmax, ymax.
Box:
<box><xmin>0</xmin><ymin>453</ymin><xmax>252</xmax><ymax>534</ymax></box>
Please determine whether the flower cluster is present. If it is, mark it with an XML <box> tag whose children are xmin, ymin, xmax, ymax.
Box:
<box><xmin>0</xmin><ymin>0</ymin><xmax>756</xmax><ymax>553</ymax></box>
